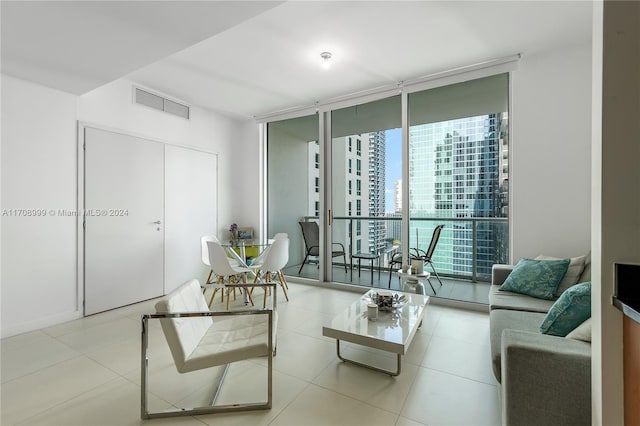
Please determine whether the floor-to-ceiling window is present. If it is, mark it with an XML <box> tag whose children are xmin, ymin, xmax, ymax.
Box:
<box><xmin>407</xmin><ymin>73</ymin><xmax>509</xmax><ymax>283</ymax></box>
<box><xmin>329</xmin><ymin>96</ymin><xmax>402</xmax><ymax>285</ymax></box>
<box><xmin>267</xmin><ymin>113</ymin><xmax>319</xmax><ymax>280</ymax></box>
<box><xmin>265</xmin><ymin>66</ymin><xmax>513</xmax><ymax>301</ymax></box>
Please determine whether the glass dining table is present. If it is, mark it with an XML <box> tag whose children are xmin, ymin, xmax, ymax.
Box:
<box><xmin>221</xmin><ymin>239</ymin><xmax>272</xmax><ymax>270</ymax></box>
<box><xmin>220</xmin><ymin>239</ymin><xmax>273</xmax><ymax>304</ymax></box>
<box><xmin>220</xmin><ymin>238</ymin><xmax>273</xmax><ymax>305</ymax></box>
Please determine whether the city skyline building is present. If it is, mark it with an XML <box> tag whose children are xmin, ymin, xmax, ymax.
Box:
<box><xmin>308</xmin><ymin>134</ymin><xmax>372</xmax><ymax>256</ymax></box>
<box><xmin>308</xmin><ymin>132</ymin><xmax>389</xmax><ymax>257</ymax></box>
<box><xmin>367</xmin><ymin>131</ymin><xmax>387</xmax><ymax>254</ymax></box>
<box><xmin>409</xmin><ymin>112</ymin><xmax>509</xmax><ymax>277</ymax></box>
<box><xmin>306</xmin><ymin>112</ymin><xmax>508</xmax><ymax>281</ymax></box>
<box><xmin>394</xmin><ymin>179</ymin><xmax>402</xmax><ymax>213</ymax></box>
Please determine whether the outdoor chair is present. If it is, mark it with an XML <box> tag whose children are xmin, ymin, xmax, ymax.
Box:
<box><xmin>298</xmin><ymin>221</ymin><xmax>347</xmax><ymax>274</ymax></box>
<box><xmin>413</xmin><ymin>224</ymin><xmax>445</xmax><ymax>287</ymax></box>
<box><xmin>388</xmin><ymin>224</ymin><xmax>445</xmax><ymax>288</ymax></box>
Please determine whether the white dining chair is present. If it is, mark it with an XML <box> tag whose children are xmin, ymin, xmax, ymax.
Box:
<box><xmin>247</xmin><ymin>233</ymin><xmax>286</xmax><ymax>267</ymax></box>
<box><xmin>207</xmin><ymin>240</ymin><xmax>254</xmax><ymax>309</ymax></box>
<box><xmin>201</xmin><ymin>235</ymin><xmax>219</xmax><ymax>285</ymax></box>
<box><xmin>200</xmin><ymin>235</ymin><xmax>224</xmax><ymax>304</ymax></box>
<box><xmin>201</xmin><ymin>235</ymin><xmax>244</xmax><ymax>304</ymax></box>
<box><xmin>250</xmin><ymin>237</ymin><xmax>290</xmax><ymax>307</ymax></box>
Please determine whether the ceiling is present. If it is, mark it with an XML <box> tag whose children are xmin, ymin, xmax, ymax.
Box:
<box><xmin>1</xmin><ymin>1</ymin><xmax>593</xmax><ymax>120</ymax></box>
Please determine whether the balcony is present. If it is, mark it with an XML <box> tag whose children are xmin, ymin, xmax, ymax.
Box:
<box><xmin>285</xmin><ymin>216</ymin><xmax>508</xmax><ymax>305</ymax></box>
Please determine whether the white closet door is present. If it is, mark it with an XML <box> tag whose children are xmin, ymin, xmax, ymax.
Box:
<box><xmin>84</xmin><ymin>127</ymin><xmax>164</xmax><ymax>315</ymax></box>
<box><xmin>164</xmin><ymin>146</ymin><xmax>217</xmax><ymax>293</ymax></box>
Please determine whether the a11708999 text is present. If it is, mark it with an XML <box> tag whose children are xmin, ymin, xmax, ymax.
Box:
<box><xmin>2</xmin><ymin>209</ymin><xmax>129</xmax><ymax>217</ymax></box>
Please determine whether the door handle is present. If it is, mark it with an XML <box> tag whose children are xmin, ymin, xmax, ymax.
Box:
<box><xmin>152</xmin><ymin>220</ymin><xmax>162</xmax><ymax>225</ymax></box>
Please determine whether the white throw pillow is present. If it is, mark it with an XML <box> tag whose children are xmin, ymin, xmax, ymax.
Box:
<box><xmin>566</xmin><ymin>317</ymin><xmax>592</xmax><ymax>342</ymax></box>
<box><xmin>535</xmin><ymin>254</ymin><xmax>587</xmax><ymax>296</ymax></box>
<box><xmin>579</xmin><ymin>251</ymin><xmax>591</xmax><ymax>283</ymax></box>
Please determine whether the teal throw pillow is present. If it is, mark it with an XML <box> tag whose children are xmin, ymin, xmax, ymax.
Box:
<box><xmin>540</xmin><ymin>282</ymin><xmax>591</xmax><ymax>336</ymax></box>
<box><xmin>499</xmin><ymin>258</ymin><xmax>570</xmax><ymax>300</ymax></box>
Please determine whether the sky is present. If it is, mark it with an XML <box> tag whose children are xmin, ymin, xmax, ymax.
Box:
<box><xmin>385</xmin><ymin>128</ymin><xmax>402</xmax><ymax>212</ymax></box>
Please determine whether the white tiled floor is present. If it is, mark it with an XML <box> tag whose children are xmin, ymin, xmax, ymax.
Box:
<box><xmin>1</xmin><ymin>282</ymin><xmax>500</xmax><ymax>426</ymax></box>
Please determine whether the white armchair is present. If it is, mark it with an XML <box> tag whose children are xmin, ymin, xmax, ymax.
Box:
<box><xmin>141</xmin><ymin>279</ymin><xmax>276</xmax><ymax>419</ymax></box>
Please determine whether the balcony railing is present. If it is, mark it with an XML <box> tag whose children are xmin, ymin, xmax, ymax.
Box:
<box><xmin>303</xmin><ymin>215</ymin><xmax>508</xmax><ymax>282</ymax></box>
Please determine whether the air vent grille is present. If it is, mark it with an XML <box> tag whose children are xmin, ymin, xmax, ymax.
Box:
<box><xmin>134</xmin><ymin>88</ymin><xmax>190</xmax><ymax>119</ymax></box>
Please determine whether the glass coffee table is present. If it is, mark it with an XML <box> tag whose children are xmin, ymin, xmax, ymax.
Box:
<box><xmin>322</xmin><ymin>289</ymin><xmax>429</xmax><ymax>376</ymax></box>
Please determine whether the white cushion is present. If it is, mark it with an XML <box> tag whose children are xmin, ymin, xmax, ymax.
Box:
<box><xmin>155</xmin><ymin>279</ymin><xmax>213</xmax><ymax>372</ymax></box>
<box><xmin>535</xmin><ymin>254</ymin><xmax>587</xmax><ymax>296</ymax></box>
<box><xmin>566</xmin><ymin>317</ymin><xmax>592</xmax><ymax>342</ymax></box>
<box><xmin>186</xmin><ymin>313</ymin><xmax>273</xmax><ymax>372</ymax></box>
<box><xmin>155</xmin><ymin>279</ymin><xmax>276</xmax><ymax>374</ymax></box>
<box><xmin>578</xmin><ymin>251</ymin><xmax>591</xmax><ymax>283</ymax></box>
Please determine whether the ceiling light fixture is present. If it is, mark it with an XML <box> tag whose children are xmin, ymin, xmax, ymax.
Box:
<box><xmin>320</xmin><ymin>51</ymin><xmax>332</xmax><ymax>69</ymax></box>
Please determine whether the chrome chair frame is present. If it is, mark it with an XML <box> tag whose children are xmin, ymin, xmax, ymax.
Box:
<box><xmin>141</xmin><ymin>282</ymin><xmax>276</xmax><ymax>419</ymax></box>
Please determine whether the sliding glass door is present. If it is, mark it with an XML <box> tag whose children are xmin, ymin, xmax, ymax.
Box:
<box><xmin>407</xmin><ymin>73</ymin><xmax>509</xmax><ymax>283</ymax></box>
<box><xmin>329</xmin><ymin>96</ymin><xmax>401</xmax><ymax>286</ymax></box>
<box><xmin>267</xmin><ymin>113</ymin><xmax>319</xmax><ymax>280</ymax></box>
<box><xmin>265</xmin><ymin>69</ymin><xmax>511</xmax><ymax>296</ymax></box>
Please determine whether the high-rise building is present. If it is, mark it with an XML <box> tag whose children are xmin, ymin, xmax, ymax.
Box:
<box><xmin>394</xmin><ymin>179</ymin><xmax>402</xmax><ymax>213</ymax></box>
<box><xmin>385</xmin><ymin>211</ymin><xmax>402</xmax><ymax>243</ymax></box>
<box><xmin>367</xmin><ymin>131</ymin><xmax>386</xmax><ymax>254</ymax></box>
<box><xmin>307</xmin><ymin>141</ymin><xmax>320</xmax><ymax>218</ymax></box>
<box><xmin>307</xmin><ymin>132</ymin><xmax>388</xmax><ymax>257</ymax></box>
<box><xmin>313</xmin><ymin>135</ymin><xmax>371</xmax><ymax>255</ymax></box>
<box><xmin>409</xmin><ymin>113</ymin><xmax>509</xmax><ymax>277</ymax></box>
<box><xmin>307</xmin><ymin>115</ymin><xmax>507</xmax><ymax>280</ymax></box>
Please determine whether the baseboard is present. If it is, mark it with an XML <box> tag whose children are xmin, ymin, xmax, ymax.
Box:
<box><xmin>429</xmin><ymin>297</ymin><xmax>490</xmax><ymax>313</ymax></box>
<box><xmin>1</xmin><ymin>310</ymin><xmax>82</xmax><ymax>338</ymax></box>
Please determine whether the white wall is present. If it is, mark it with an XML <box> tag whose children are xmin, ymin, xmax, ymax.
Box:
<box><xmin>510</xmin><ymin>43</ymin><xmax>593</xmax><ymax>261</ymax></box>
<box><xmin>79</xmin><ymin>78</ymin><xmax>245</xmax><ymax>245</ymax></box>
<box><xmin>1</xmin><ymin>75</ymin><xmax>79</xmax><ymax>336</ymax></box>
<box><xmin>1</xmin><ymin>76</ymin><xmax>244</xmax><ymax>337</ymax></box>
<box><xmin>227</xmin><ymin>119</ymin><xmax>262</xmax><ymax>237</ymax></box>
